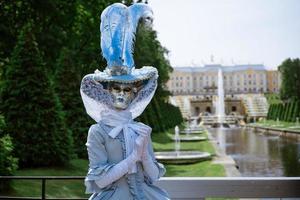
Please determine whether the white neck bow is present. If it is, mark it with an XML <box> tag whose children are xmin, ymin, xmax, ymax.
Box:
<box><xmin>101</xmin><ymin>110</ymin><xmax>149</xmax><ymax>173</ymax></box>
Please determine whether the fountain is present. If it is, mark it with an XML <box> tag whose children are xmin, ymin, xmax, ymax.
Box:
<box><xmin>180</xmin><ymin>117</ymin><xmax>205</xmax><ymax>134</ymax></box>
<box><xmin>173</xmin><ymin>125</ymin><xmax>207</xmax><ymax>142</ymax></box>
<box><xmin>272</xmin><ymin>117</ymin><xmax>284</xmax><ymax>128</ymax></box>
<box><xmin>216</xmin><ymin>68</ymin><xmax>225</xmax><ymax>124</ymax></box>
<box><xmin>289</xmin><ymin>117</ymin><xmax>300</xmax><ymax>130</ymax></box>
<box><xmin>212</xmin><ymin>68</ymin><xmax>229</xmax><ymax>128</ymax></box>
<box><xmin>174</xmin><ymin>126</ymin><xmax>180</xmax><ymax>156</ymax></box>
<box><xmin>155</xmin><ymin>126</ymin><xmax>211</xmax><ymax>164</ymax></box>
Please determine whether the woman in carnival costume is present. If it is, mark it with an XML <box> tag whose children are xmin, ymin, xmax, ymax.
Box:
<box><xmin>80</xmin><ymin>3</ymin><xmax>170</xmax><ymax>200</ymax></box>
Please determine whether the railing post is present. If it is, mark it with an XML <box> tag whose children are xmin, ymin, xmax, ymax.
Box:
<box><xmin>42</xmin><ymin>178</ymin><xmax>46</xmax><ymax>200</ymax></box>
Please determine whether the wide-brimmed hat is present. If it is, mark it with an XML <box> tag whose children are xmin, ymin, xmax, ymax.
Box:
<box><xmin>80</xmin><ymin>3</ymin><xmax>158</xmax><ymax>122</ymax></box>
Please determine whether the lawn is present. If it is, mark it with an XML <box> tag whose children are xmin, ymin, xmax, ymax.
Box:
<box><xmin>255</xmin><ymin>119</ymin><xmax>300</xmax><ymax>131</ymax></box>
<box><xmin>1</xmin><ymin>129</ymin><xmax>225</xmax><ymax>198</ymax></box>
<box><xmin>2</xmin><ymin>159</ymin><xmax>89</xmax><ymax>198</ymax></box>
<box><xmin>152</xmin><ymin>130</ymin><xmax>225</xmax><ymax>177</ymax></box>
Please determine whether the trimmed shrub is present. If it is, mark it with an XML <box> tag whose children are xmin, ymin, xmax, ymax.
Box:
<box><xmin>0</xmin><ymin>116</ymin><xmax>18</xmax><ymax>191</ymax></box>
<box><xmin>0</xmin><ymin>23</ymin><xmax>74</xmax><ymax>167</ymax></box>
<box><xmin>54</xmin><ymin>48</ymin><xmax>91</xmax><ymax>158</ymax></box>
<box><xmin>267</xmin><ymin>101</ymin><xmax>300</xmax><ymax>122</ymax></box>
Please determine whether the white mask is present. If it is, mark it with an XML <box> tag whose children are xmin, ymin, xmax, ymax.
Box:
<box><xmin>109</xmin><ymin>83</ymin><xmax>136</xmax><ymax>110</ymax></box>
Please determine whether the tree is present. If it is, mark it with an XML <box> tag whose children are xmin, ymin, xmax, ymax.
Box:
<box><xmin>133</xmin><ymin>23</ymin><xmax>183</xmax><ymax>131</ymax></box>
<box><xmin>54</xmin><ymin>48</ymin><xmax>92</xmax><ymax>158</ymax></box>
<box><xmin>0</xmin><ymin>23</ymin><xmax>74</xmax><ymax>167</ymax></box>
<box><xmin>279</xmin><ymin>58</ymin><xmax>300</xmax><ymax>101</ymax></box>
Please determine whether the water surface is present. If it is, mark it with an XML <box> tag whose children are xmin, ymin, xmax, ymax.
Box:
<box><xmin>209</xmin><ymin>127</ymin><xmax>300</xmax><ymax>176</ymax></box>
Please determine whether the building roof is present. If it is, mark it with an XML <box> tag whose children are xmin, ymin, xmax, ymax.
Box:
<box><xmin>173</xmin><ymin>64</ymin><xmax>267</xmax><ymax>73</ymax></box>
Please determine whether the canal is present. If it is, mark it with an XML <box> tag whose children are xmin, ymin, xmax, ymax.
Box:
<box><xmin>209</xmin><ymin>127</ymin><xmax>300</xmax><ymax>177</ymax></box>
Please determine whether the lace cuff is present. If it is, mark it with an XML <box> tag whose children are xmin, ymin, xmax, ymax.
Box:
<box><xmin>85</xmin><ymin>163</ymin><xmax>115</xmax><ymax>193</ymax></box>
<box><xmin>156</xmin><ymin>161</ymin><xmax>166</xmax><ymax>178</ymax></box>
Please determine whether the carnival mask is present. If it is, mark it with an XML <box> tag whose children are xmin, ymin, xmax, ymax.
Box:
<box><xmin>109</xmin><ymin>82</ymin><xmax>137</xmax><ymax>110</ymax></box>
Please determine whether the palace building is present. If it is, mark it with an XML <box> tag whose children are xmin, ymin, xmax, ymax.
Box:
<box><xmin>167</xmin><ymin>64</ymin><xmax>281</xmax><ymax>95</ymax></box>
<box><xmin>167</xmin><ymin>64</ymin><xmax>281</xmax><ymax>120</ymax></box>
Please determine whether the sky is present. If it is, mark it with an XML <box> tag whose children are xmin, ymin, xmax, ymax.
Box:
<box><xmin>147</xmin><ymin>0</ymin><xmax>300</xmax><ymax>69</ymax></box>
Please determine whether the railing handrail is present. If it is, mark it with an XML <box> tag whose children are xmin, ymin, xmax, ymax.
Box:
<box><xmin>1</xmin><ymin>176</ymin><xmax>300</xmax><ymax>199</ymax></box>
<box><xmin>0</xmin><ymin>176</ymin><xmax>84</xmax><ymax>180</ymax></box>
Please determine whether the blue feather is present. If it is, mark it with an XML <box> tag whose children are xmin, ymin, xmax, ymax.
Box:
<box><xmin>100</xmin><ymin>3</ymin><xmax>127</xmax><ymax>67</ymax></box>
<box><xmin>100</xmin><ymin>3</ymin><xmax>153</xmax><ymax>72</ymax></box>
<box><xmin>125</xmin><ymin>3</ymin><xmax>153</xmax><ymax>68</ymax></box>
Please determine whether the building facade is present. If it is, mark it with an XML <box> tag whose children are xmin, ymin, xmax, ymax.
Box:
<box><xmin>266</xmin><ymin>70</ymin><xmax>281</xmax><ymax>93</ymax></box>
<box><xmin>167</xmin><ymin>64</ymin><xmax>281</xmax><ymax>95</ymax></box>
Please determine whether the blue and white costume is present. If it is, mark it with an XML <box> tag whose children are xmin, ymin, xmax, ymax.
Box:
<box><xmin>80</xmin><ymin>3</ymin><xmax>170</xmax><ymax>200</ymax></box>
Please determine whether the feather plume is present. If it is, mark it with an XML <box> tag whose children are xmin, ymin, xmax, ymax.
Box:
<box><xmin>125</xmin><ymin>3</ymin><xmax>153</xmax><ymax>68</ymax></box>
<box><xmin>100</xmin><ymin>3</ymin><xmax>128</xmax><ymax>68</ymax></box>
<box><xmin>100</xmin><ymin>3</ymin><xmax>153</xmax><ymax>72</ymax></box>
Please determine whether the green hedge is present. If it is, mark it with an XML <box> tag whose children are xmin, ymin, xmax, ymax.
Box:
<box><xmin>267</xmin><ymin>100</ymin><xmax>300</xmax><ymax>122</ymax></box>
<box><xmin>139</xmin><ymin>99</ymin><xmax>183</xmax><ymax>133</ymax></box>
<box><xmin>0</xmin><ymin>114</ymin><xmax>18</xmax><ymax>192</ymax></box>
<box><xmin>0</xmin><ymin>23</ymin><xmax>74</xmax><ymax>167</ymax></box>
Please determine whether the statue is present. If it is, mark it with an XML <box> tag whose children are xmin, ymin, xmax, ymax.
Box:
<box><xmin>80</xmin><ymin>3</ymin><xmax>170</xmax><ymax>200</ymax></box>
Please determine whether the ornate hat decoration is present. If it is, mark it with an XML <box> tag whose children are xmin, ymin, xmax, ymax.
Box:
<box><xmin>80</xmin><ymin>3</ymin><xmax>158</xmax><ymax>122</ymax></box>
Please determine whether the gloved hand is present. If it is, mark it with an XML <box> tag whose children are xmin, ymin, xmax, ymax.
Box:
<box><xmin>137</xmin><ymin>122</ymin><xmax>152</xmax><ymax>137</ymax></box>
<box><xmin>137</xmin><ymin>123</ymin><xmax>152</xmax><ymax>161</ymax></box>
<box><xmin>131</xmin><ymin>135</ymin><xmax>147</xmax><ymax>162</ymax></box>
<box><xmin>95</xmin><ymin>135</ymin><xmax>147</xmax><ymax>188</ymax></box>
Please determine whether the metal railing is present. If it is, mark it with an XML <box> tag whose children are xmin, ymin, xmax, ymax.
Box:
<box><xmin>1</xmin><ymin>176</ymin><xmax>300</xmax><ymax>200</ymax></box>
<box><xmin>0</xmin><ymin>176</ymin><xmax>86</xmax><ymax>200</ymax></box>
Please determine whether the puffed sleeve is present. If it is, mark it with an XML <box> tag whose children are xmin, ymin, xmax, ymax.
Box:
<box><xmin>85</xmin><ymin>124</ymin><xmax>115</xmax><ymax>193</ymax></box>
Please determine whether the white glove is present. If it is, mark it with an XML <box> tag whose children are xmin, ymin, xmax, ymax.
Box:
<box><xmin>138</xmin><ymin>126</ymin><xmax>160</xmax><ymax>182</ymax></box>
<box><xmin>95</xmin><ymin>136</ymin><xmax>145</xmax><ymax>189</ymax></box>
<box><xmin>132</xmin><ymin>135</ymin><xmax>146</xmax><ymax>161</ymax></box>
<box><xmin>137</xmin><ymin>123</ymin><xmax>152</xmax><ymax>138</ymax></box>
